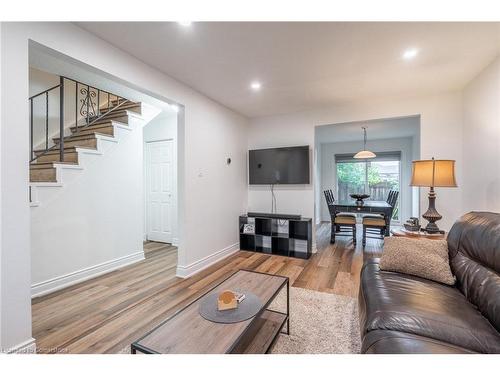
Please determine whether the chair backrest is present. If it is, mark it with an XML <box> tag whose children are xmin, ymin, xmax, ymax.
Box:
<box><xmin>324</xmin><ymin>189</ymin><xmax>335</xmax><ymax>205</ymax></box>
<box><xmin>386</xmin><ymin>190</ymin><xmax>399</xmax><ymax>208</ymax></box>
<box><xmin>384</xmin><ymin>190</ymin><xmax>399</xmax><ymax>220</ymax></box>
<box><xmin>323</xmin><ymin>190</ymin><xmax>336</xmax><ymax>216</ymax></box>
<box><xmin>386</xmin><ymin>190</ymin><xmax>393</xmax><ymax>204</ymax></box>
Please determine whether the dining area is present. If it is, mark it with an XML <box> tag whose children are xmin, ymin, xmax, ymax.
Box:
<box><xmin>323</xmin><ymin>189</ymin><xmax>399</xmax><ymax>247</ymax></box>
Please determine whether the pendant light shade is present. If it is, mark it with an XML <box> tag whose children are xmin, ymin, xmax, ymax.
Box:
<box><xmin>353</xmin><ymin>150</ymin><xmax>377</xmax><ymax>159</ymax></box>
<box><xmin>353</xmin><ymin>127</ymin><xmax>376</xmax><ymax>159</ymax></box>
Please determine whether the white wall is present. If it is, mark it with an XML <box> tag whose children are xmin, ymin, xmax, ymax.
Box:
<box><xmin>0</xmin><ymin>22</ymin><xmax>248</xmax><ymax>352</ymax></box>
<box><xmin>29</xmin><ymin>67</ymin><xmax>58</xmax><ymax>96</ymax></box>
<box><xmin>31</xmin><ymin>113</ymin><xmax>152</xmax><ymax>296</ymax></box>
<box><xmin>1</xmin><ymin>22</ymin><xmax>35</xmax><ymax>353</ymax></box>
<box><xmin>248</xmin><ymin>91</ymin><xmax>464</xmax><ymax>234</ymax></box>
<box><xmin>318</xmin><ymin>137</ymin><xmax>415</xmax><ymax>223</ymax></box>
<box><xmin>143</xmin><ymin>111</ymin><xmax>178</xmax><ymax>245</ymax></box>
<box><xmin>462</xmin><ymin>56</ymin><xmax>500</xmax><ymax>213</ymax></box>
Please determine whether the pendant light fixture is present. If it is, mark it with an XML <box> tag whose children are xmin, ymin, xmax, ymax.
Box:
<box><xmin>353</xmin><ymin>126</ymin><xmax>376</xmax><ymax>159</ymax></box>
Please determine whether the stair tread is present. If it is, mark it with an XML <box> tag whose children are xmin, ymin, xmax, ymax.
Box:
<box><xmin>94</xmin><ymin>106</ymin><xmax>139</xmax><ymax>120</ymax></box>
<box><xmin>85</xmin><ymin>114</ymin><xmax>129</xmax><ymax>126</ymax></box>
<box><xmin>70</xmin><ymin>121</ymin><xmax>118</xmax><ymax>131</ymax></box>
<box><xmin>30</xmin><ymin>161</ymin><xmax>78</xmax><ymax>168</ymax></box>
<box><xmin>53</xmin><ymin>133</ymin><xmax>99</xmax><ymax>142</ymax></box>
<box><xmin>34</xmin><ymin>145</ymin><xmax>95</xmax><ymax>155</ymax></box>
<box><xmin>107</xmin><ymin>100</ymin><xmax>140</xmax><ymax>108</ymax></box>
<box><xmin>99</xmin><ymin>109</ymin><xmax>136</xmax><ymax>117</ymax></box>
<box><xmin>72</xmin><ymin>127</ymin><xmax>114</xmax><ymax>136</ymax></box>
<box><xmin>104</xmin><ymin>102</ymin><xmax>140</xmax><ymax>110</ymax></box>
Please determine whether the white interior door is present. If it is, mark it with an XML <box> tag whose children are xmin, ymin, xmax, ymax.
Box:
<box><xmin>146</xmin><ymin>140</ymin><xmax>174</xmax><ymax>243</ymax></box>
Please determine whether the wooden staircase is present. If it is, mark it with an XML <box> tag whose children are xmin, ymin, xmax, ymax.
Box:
<box><xmin>30</xmin><ymin>100</ymin><xmax>142</xmax><ymax>182</ymax></box>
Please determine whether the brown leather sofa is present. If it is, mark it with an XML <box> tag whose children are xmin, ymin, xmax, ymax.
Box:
<box><xmin>359</xmin><ymin>211</ymin><xmax>500</xmax><ymax>353</ymax></box>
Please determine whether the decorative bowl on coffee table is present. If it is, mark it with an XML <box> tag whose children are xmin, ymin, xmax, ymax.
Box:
<box><xmin>350</xmin><ymin>194</ymin><xmax>370</xmax><ymax>205</ymax></box>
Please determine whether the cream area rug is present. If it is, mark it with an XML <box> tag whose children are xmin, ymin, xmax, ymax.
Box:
<box><xmin>269</xmin><ymin>287</ymin><xmax>360</xmax><ymax>354</ymax></box>
<box><xmin>119</xmin><ymin>287</ymin><xmax>360</xmax><ymax>354</ymax></box>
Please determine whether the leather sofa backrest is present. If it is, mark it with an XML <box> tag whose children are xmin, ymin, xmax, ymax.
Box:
<box><xmin>447</xmin><ymin>212</ymin><xmax>500</xmax><ymax>332</ymax></box>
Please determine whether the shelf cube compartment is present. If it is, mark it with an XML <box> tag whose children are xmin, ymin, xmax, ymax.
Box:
<box><xmin>271</xmin><ymin>219</ymin><xmax>289</xmax><ymax>237</ymax></box>
<box><xmin>239</xmin><ymin>234</ymin><xmax>255</xmax><ymax>250</ymax></box>
<box><xmin>289</xmin><ymin>239</ymin><xmax>309</xmax><ymax>259</ymax></box>
<box><xmin>289</xmin><ymin>220</ymin><xmax>310</xmax><ymax>240</ymax></box>
<box><xmin>271</xmin><ymin>237</ymin><xmax>290</xmax><ymax>257</ymax></box>
<box><xmin>255</xmin><ymin>218</ymin><xmax>272</xmax><ymax>236</ymax></box>
<box><xmin>255</xmin><ymin>235</ymin><xmax>272</xmax><ymax>254</ymax></box>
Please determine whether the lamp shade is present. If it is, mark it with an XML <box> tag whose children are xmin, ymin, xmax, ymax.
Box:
<box><xmin>353</xmin><ymin>150</ymin><xmax>376</xmax><ymax>159</ymax></box>
<box><xmin>410</xmin><ymin>159</ymin><xmax>457</xmax><ymax>187</ymax></box>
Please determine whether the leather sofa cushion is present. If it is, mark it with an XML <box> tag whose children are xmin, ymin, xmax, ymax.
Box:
<box><xmin>362</xmin><ymin>330</ymin><xmax>476</xmax><ymax>354</ymax></box>
<box><xmin>360</xmin><ymin>259</ymin><xmax>500</xmax><ymax>353</ymax></box>
<box><xmin>447</xmin><ymin>212</ymin><xmax>500</xmax><ymax>332</ymax></box>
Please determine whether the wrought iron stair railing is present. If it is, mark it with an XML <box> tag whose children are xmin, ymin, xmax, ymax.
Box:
<box><xmin>29</xmin><ymin>76</ymin><xmax>129</xmax><ymax>163</ymax></box>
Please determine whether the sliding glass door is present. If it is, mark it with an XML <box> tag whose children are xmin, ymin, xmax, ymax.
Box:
<box><xmin>335</xmin><ymin>152</ymin><xmax>401</xmax><ymax>221</ymax></box>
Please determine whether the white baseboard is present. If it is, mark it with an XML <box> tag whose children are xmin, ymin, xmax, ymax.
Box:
<box><xmin>312</xmin><ymin>239</ymin><xmax>318</xmax><ymax>253</ymax></box>
<box><xmin>31</xmin><ymin>251</ymin><xmax>145</xmax><ymax>298</ymax></box>
<box><xmin>172</xmin><ymin>237</ymin><xmax>179</xmax><ymax>247</ymax></box>
<box><xmin>176</xmin><ymin>243</ymin><xmax>239</xmax><ymax>278</ymax></box>
<box><xmin>6</xmin><ymin>338</ymin><xmax>36</xmax><ymax>354</ymax></box>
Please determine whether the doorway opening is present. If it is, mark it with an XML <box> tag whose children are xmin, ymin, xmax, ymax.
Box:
<box><xmin>28</xmin><ymin>42</ymin><xmax>185</xmax><ymax>351</ymax></box>
<box><xmin>143</xmin><ymin>111</ymin><xmax>178</xmax><ymax>246</ymax></box>
<box><xmin>314</xmin><ymin>115</ymin><xmax>421</xmax><ymax>244</ymax></box>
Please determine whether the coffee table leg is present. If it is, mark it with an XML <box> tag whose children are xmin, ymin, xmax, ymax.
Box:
<box><xmin>131</xmin><ymin>345</ymin><xmax>136</xmax><ymax>354</ymax></box>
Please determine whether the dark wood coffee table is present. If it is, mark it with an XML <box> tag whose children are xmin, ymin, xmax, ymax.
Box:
<box><xmin>131</xmin><ymin>269</ymin><xmax>289</xmax><ymax>354</ymax></box>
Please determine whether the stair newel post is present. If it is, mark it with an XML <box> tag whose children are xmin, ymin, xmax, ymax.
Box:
<box><xmin>59</xmin><ymin>76</ymin><xmax>65</xmax><ymax>162</ymax></box>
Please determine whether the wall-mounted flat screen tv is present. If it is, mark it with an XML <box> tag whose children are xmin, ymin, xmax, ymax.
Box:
<box><xmin>249</xmin><ymin>146</ymin><xmax>310</xmax><ymax>185</ymax></box>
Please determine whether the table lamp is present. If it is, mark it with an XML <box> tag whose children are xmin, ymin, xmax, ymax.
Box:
<box><xmin>410</xmin><ymin>158</ymin><xmax>457</xmax><ymax>234</ymax></box>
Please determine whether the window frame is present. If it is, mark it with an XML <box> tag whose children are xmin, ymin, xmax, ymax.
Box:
<box><xmin>334</xmin><ymin>151</ymin><xmax>402</xmax><ymax>223</ymax></box>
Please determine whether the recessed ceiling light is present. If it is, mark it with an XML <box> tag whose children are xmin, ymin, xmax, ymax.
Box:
<box><xmin>178</xmin><ymin>21</ymin><xmax>192</xmax><ymax>26</ymax></box>
<box><xmin>250</xmin><ymin>81</ymin><xmax>262</xmax><ymax>91</ymax></box>
<box><xmin>403</xmin><ymin>48</ymin><xmax>419</xmax><ymax>60</ymax></box>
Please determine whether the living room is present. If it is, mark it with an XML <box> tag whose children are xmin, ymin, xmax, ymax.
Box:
<box><xmin>1</xmin><ymin>2</ymin><xmax>499</xmax><ymax>374</ymax></box>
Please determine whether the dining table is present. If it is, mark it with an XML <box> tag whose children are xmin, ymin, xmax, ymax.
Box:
<box><xmin>332</xmin><ymin>199</ymin><xmax>393</xmax><ymax>236</ymax></box>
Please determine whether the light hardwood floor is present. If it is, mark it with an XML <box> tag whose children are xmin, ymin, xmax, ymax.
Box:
<box><xmin>31</xmin><ymin>222</ymin><xmax>383</xmax><ymax>353</ymax></box>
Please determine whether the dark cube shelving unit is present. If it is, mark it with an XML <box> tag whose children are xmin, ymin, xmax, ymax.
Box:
<box><xmin>239</xmin><ymin>214</ymin><xmax>312</xmax><ymax>259</ymax></box>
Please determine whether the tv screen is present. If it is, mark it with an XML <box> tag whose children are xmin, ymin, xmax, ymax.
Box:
<box><xmin>249</xmin><ymin>146</ymin><xmax>310</xmax><ymax>185</ymax></box>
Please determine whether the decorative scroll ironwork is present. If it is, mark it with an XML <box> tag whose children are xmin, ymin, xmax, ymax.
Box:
<box><xmin>29</xmin><ymin>76</ymin><xmax>129</xmax><ymax>164</ymax></box>
<box><xmin>79</xmin><ymin>87</ymin><xmax>98</xmax><ymax>118</ymax></box>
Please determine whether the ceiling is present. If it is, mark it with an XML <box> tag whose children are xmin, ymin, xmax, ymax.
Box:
<box><xmin>76</xmin><ymin>22</ymin><xmax>500</xmax><ymax>118</ymax></box>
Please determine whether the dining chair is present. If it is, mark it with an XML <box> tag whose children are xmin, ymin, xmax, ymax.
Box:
<box><xmin>361</xmin><ymin>190</ymin><xmax>399</xmax><ymax>247</ymax></box>
<box><xmin>324</xmin><ymin>189</ymin><xmax>357</xmax><ymax>244</ymax></box>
